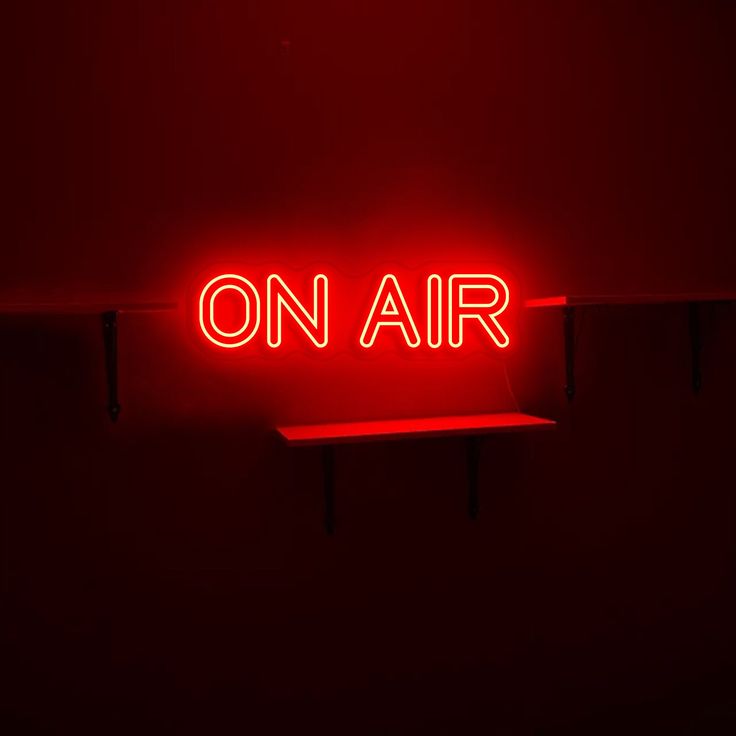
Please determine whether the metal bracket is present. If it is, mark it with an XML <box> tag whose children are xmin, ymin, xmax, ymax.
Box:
<box><xmin>467</xmin><ymin>436</ymin><xmax>480</xmax><ymax>520</ymax></box>
<box><xmin>563</xmin><ymin>306</ymin><xmax>576</xmax><ymax>401</ymax></box>
<box><xmin>322</xmin><ymin>445</ymin><xmax>335</xmax><ymax>534</ymax></box>
<box><xmin>688</xmin><ymin>302</ymin><xmax>702</xmax><ymax>394</ymax></box>
<box><xmin>102</xmin><ymin>310</ymin><xmax>121</xmax><ymax>422</ymax></box>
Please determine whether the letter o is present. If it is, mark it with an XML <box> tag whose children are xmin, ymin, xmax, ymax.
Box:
<box><xmin>199</xmin><ymin>274</ymin><xmax>261</xmax><ymax>348</ymax></box>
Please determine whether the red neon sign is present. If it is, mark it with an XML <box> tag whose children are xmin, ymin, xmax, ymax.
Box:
<box><xmin>198</xmin><ymin>272</ymin><xmax>511</xmax><ymax>350</ymax></box>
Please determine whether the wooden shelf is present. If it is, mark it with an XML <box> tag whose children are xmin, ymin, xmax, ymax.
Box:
<box><xmin>525</xmin><ymin>293</ymin><xmax>736</xmax><ymax>308</ymax></box>
<box><xmin>278</xmin><ymin>412</ymin><xmax>556</xmax><ymax>533</ymax></box>
<box><xmin>524</xmin><ymin>292</ymin><xmax>736</xmax><ymax>399</ymax></box>
<box><xmin>0</xmin><ymin>302</ymin><xmax>176</xmax><ymax>314</ymax></box>
<box><xmin>278</xmin><ymin>412</ymin><xmax>556</xmax><ymax>447</ymax></box>
<box><xmin>0</xmin><ymin>301</ymin><xmax>177</xmax><ymax>421</ymax></box>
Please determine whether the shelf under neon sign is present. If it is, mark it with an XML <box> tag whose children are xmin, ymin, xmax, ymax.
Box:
<box><xmin>198</xmin><ymin>272</ymin><xmax>510</xmax><ymax>350</ymax></box>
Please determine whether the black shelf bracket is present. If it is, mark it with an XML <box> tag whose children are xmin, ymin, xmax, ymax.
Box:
<box><xmin>563</xmin><ymin>306</ymin><xmax>576</xmax><ymax>401</ymax></box>
<box><xmin>322</xmin><ymin>445</ymin><xmax>335</xmax><ymax>534</ymax></box>
<box><xmin>102</xmin><ymin>310</ymin><xmax>121</xmax><ymax>422</ymax></box>
<box><xmin>467</xmin><ymin>436</ymin><xmax>481</xmax><ymax>519</ymax></box>
<box><xmin>688</xmin><ymin>302</ymin><xmax>702</xmax><ymax>394</ymax></box>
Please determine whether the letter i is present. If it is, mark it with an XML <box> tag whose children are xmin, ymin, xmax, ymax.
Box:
<box><xmin>427</xmin><ymin>274</ymin><xmax>442</xmax><ymax>348</ymax></box>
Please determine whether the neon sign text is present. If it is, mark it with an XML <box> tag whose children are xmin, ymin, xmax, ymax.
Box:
<box><xmin>198</xmin><ymin>272</ymin><xmax>510</xmax><ymax>350</ymax></box>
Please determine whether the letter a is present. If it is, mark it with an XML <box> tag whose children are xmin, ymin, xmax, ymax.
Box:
<box><xmin>360</xmin><ymin>274</ymin><xmax>421</xmax><ymax>348</ymax></box>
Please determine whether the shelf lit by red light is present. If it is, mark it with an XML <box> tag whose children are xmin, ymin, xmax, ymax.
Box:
<box><xmin>525</xmin><ymin>293</ymin><xmax>736</xmax><ymax>308</ymax></box>
<box><xmin>0</xmin><ymin>302</ymin><xmax>177</xmax><ymax>314</ymax></box>
<box><xmin>277</xmin><ymin>412</ymin><xmax>556</xmax><ymax>447</ymax></box>
<box><xmin>524</xmin><ymin>291</ymin><xmax>736</xmax><ymax>400</ymax></box>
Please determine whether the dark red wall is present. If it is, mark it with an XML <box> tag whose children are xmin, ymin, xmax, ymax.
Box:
<box><xmin>3</xmin><ymin>2</ymin><xmax>736</xmax><ymax>733</ymax></box>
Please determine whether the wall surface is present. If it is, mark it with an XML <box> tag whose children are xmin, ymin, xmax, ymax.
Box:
<box><xmin>3</xmin><ymin>1</ymin><xmax>736</xmax><ymax>733</ymax></box>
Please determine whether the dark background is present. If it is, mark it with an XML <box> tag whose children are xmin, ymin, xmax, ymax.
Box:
<box><xmin>3</xmin><ymin>1</ymin><xmax>736</xmax><ymax>733</ymax></box>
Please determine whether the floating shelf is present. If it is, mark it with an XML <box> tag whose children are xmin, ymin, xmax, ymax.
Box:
<box><xmin>277</xmin><ymin>412</ymin><xmax>556</xmax><ymax>533</ymax></box>
<box><xmin>525</xmin><ymin>293</ymin><xmax>736</xmax><ymax>308</ymax></box>
<box><xmin>0</xmin><ymin>301</ymin><xmax>177</xmax><ymax>420</ymax></box>
<box><xmin>0</xmin><ymin>302</ymin><xmax>176</xmax><ymax>314</ymax></box>
<box><xmin>278</xmin><ymin>412</ymin><xmax>555</xmax><ymax>446</ymax></box>
<box><xmin>525</xmin><ymin>292</ymin><xmax>736</xmax><ymax>398</ymax></box>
